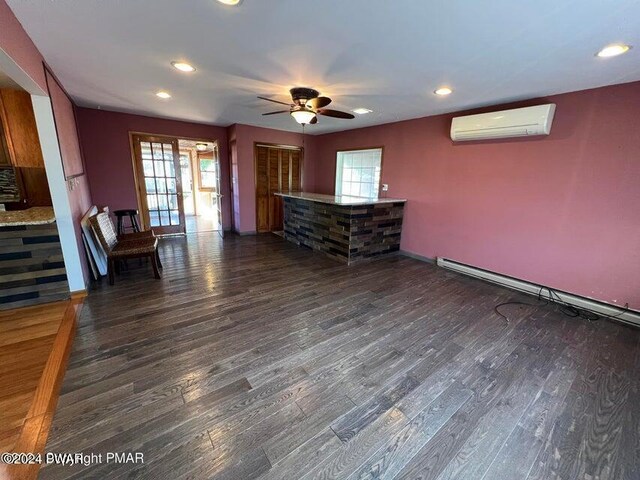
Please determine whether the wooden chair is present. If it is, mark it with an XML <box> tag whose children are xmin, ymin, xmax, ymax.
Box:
<box><xmin>89</xmin><ymin>212</ymin><xmax>162</xmax><ymax>285</ymax></box>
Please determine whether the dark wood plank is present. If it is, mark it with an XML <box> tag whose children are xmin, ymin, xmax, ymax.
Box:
<box><xmin>349</xmin><ymin>380</ymin><xmax>474</xmax><ymax>479</ymax></box>
<box><xmin>331</xmin><ymin>375</ymin><xmax>419</xmax><ymax>442</ymax></box>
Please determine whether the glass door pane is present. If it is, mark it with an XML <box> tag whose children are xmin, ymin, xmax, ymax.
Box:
<box><xmin>134</xmin><ymin>135</ymin><xmax>185</xmax><ymax>234</ymax></box>
<box><xmin>213</xmin><ymin>145</ymin><xmax>224</xmax><ymax>237</ymax></box>
<box><xmin>179</xmin><ymin>152</ymin><xmax>195</xmax><ymax>216</ymax></box>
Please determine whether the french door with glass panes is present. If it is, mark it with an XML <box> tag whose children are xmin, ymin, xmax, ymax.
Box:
<box><xmin>132</xmin><ymin>134</ymin><xmax>185</xmax><ymax>234</ymax></box>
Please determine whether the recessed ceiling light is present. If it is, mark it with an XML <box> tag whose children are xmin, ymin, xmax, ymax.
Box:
<box><xmin>434</xmin><ymin>87</ymin><xmax>453</xmax><ymax>96</ymax></box>
<box><xmin>353</xmin><ymin>108</ymin><xmax>373</xmax><ymax>115</ymax></box>
<box><xmin>171</xmin><ymin>61</ymin><xmax>196</xmax><ymax>72</ymax></box>
<box><xmin>216</xmin><ymin>0</ymin><xmax>242</xmax><ymax>5</ymax></box>
<box><xmin>156</xmin><ymin>91</ymin><xmax>171</xmax><ymax>99</ymax></box>
<box><xmin>596</xmin><ymin>44</ymin><xmax>632</xmax><ymax>58</ymax></box>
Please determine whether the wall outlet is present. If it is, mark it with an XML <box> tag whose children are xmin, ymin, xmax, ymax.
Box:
<box><xmin>381</xmin><ymin>184</ymin><xmax>389</xmax><ymax>192</ymax></box>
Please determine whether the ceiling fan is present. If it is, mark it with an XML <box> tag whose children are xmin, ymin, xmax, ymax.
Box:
<box><xmin>258</xmin><ymin>87</ymin><xmax>355</xmax><ymax>125</ymax></box>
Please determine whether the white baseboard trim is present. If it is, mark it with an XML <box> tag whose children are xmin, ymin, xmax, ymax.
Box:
<box><xmin>437</xmin><ymin>257</ymin><xmax>640</xmax><ymax>328</ymax></box>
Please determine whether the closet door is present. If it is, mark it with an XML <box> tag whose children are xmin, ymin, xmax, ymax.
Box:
<box><xmin>290</xmin><ymin>150</ymin><xmax>301</xmax><ymax>192</ymax></box>
<box><xmin>268</xmin><ymin>148</ymin><xmax>282</xmax><ymax>231</ymax></box>
<box><xmin>255</xmin><ymin>144</ymin><xmax>303</xmax><ymax>233</ymax></box>
<box><xmin>255</xmin><ymin>145</ymin><xmax>269</xmax><ymax>232</ymax></box>
<box><xmin>280</xmin><ymin>149</ymin><xmax>290</xmax><ymax>193</ymax></box>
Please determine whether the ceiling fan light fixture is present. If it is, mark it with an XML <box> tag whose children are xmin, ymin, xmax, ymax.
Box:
<box><xmin>291</xmin><ymin>109</ymin><xmax>316</xmax><ymax>125</ymax></box>
<box><xmin>353</xmin><ymin>108</ymin><xmax>373</xmax><ymax>115</ymax></box>
<box><xmin>155</xmin><ymin>91</ymin><xmax>171</xmax><ymax>99</ymax></box>
<box><xmin>216</xmin><ymin>0</ymin><xmax>242</xmax><ymax>5</ymax></box>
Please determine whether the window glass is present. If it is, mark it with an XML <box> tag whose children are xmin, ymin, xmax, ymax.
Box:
<box><xmin>199</xmin><ymin>156</ymin><xmax>217</xmax><ymax>190</ymax></box>
<box><xmin>335</xmin><ymin>148</ymin><xmax>382</xmax><ymax>198</ymax></box>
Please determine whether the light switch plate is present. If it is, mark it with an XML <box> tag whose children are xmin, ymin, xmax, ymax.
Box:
<box><xmin>381</xmin><ymin>184</ymin><xmax>389</xmax><ymax>192</ymax></box>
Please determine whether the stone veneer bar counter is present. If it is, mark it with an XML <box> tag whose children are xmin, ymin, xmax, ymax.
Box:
<box><xmin>276</xmin><ymin>192</ymin><xmax>406</xmax><ymax>265</ymax></box>
<box><xmin>0</xmin><ymin>207</ymin><xmax>69</xmax><ymax>309</ymax></box>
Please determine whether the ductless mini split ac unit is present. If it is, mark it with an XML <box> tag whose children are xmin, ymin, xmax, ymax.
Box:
<box><xmin>450</xmin><ymin>104</ymin><xmax>556</xmax><ymax>142</ymax></box>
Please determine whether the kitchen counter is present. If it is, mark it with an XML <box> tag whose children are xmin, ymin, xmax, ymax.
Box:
<box><xmin>275</xmin><ymin>191</ymin><xmax>407</xmax><ymax>206</ymax></box>
<box><xmin>0</xmin><ymin>206</ymin><xmax>56</xmax><ymax>227</ymax></box>
<box><xmin>278</xmin><ymin>192</ymin><xmax>406</xmax><ymax>265</ymax></box>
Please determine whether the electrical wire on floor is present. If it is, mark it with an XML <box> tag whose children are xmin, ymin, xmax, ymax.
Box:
<box><xmin>494</xmin><ymin>287</ymin><xmax>549</xmax><ymax>323</ymax></box>
<box><xmin>492</xmin><ymin>285</ymin><xmax>633</xmax><ymax>324</ymax></box>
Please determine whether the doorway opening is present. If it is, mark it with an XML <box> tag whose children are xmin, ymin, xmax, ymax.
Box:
<box><xmin>178</xmin><ymin>139</ymin><xmax>222</xmax><ymax>234</ymax></box>
<box><xmin>130</xmin><ymin>134</ymin><xmax>223</xmax><ymax>237</ymax></box>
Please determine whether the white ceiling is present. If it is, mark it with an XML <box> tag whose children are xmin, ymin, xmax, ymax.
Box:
<box><xmin>7</xmin><ymin>0</ymin><xmax>640</xmax><ymax>134</ymax></box>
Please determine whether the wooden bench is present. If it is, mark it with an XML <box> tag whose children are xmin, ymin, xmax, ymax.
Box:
<box><xmin>89</xmin><ymin>212</ymin><xmax>162</xmax><ymax>285</ymax></box>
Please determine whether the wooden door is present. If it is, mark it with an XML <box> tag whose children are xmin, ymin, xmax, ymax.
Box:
<box><xmin>255</xmin><ymin>145</ymin><xmax>269</xmax><ymax>232</ymax></box>
<box><xmin>290</xmin><ymin>149</ymin><xmax>301</xmax><ymax>191</ymax></box>
<box><xmin>212</xmin><ymin>144</ymin><xmax>224</xmax><ymax>237</ymax></box>
<box><xmin>268</xmin><ymin>148</ymin><xmax>282</xmax><ymax>231</ymax></box>
<box><xmin>132</xmin><ymin>134</ymin><xmax>185</xmax><ymax>234</ymax></box>
<box><xmin>0</xmin><ymin>119</ymin><xmax>11</xmax><ymax>166</ymax></box>
<box><xmin>255</xmin><ymin>144</ymin><xmax>302</xmax><ymax>233</ymax></box>
<box><xmin>0</xmin><ymin>89</ymin><xmax>44</xmax><ymax>168</ymax></box>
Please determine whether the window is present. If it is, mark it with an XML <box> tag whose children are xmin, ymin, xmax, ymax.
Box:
<box><xmin>335</xmin><ymin>148</ymin><xmax>382</xmax><ymax>198</ymax></box>
<box><xmin>198</xmin><ymin>146</ymin><xmax>218</xmax><ymax>191</ymax></box>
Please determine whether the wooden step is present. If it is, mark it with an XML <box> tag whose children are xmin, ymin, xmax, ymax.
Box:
<box><xmin>1</xmin><ymin>299</ymin><xmax>80</xmax><ymax>480</ymax></box>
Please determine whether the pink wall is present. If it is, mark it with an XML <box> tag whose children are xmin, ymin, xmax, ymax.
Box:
<box><xmin>229</xmin><ymin>123</ymin><xmax>313</xmax><ymax>233</ymax></box>
<box><xmin>46</xmin><ymin>69</ymin><xmax>93</xmax><ymax>282</ymax></box>
<box><xmin>311</xmin><ymin>81</ymin><xmax>640</xmax><ymax>309</ymax></box>
<box><xmin>46</xmin><ymin>69</ymin><xmax>85</xmax><ymax>177</ymax></box>
<box><xmin>0</xmin><ymin>0</ymin><xmax>47</xmax><ymax>91</ymax></box>
<box><xmin>77</xmin><ymin>114</ymin><xmax>313</xmax><ymax>234</ymax></box>
<box><xmin>1</xmin><ymin>0</ymin><xmax>93</xmax><ymax>286</ymax></box>
<box><xmin>76</xmin><ymin>108</ymin><xmax>232</xmax><ymax>230</ymax></box>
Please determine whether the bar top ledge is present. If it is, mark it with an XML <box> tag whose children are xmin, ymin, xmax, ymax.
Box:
<box><xmin>0</xmin><ymin>206</ymin><xmax>56</xmax><ymax>227</ymax></box>
<box><xmin>275</xmin><ymin>191</ymin><xmax>406</xmax><ymax>206</ymax></box>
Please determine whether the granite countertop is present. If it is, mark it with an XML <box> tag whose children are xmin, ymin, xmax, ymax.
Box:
<box><xmin>275</xmin><ymin>191</ymin><xmax>407</xmax><ymax>206</ymax></box>
<box><xmin>0</xmin><ymin>206</ymin><xmax>56</xmax><ymax>226</ymax></box>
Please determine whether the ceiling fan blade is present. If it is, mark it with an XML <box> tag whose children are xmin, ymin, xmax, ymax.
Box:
<box><xmin>257</xmin><ymin>96</ymin><xmax>292</xmax><ymax>106</ymax></box>
<box><xmin>262</xmin><ymin>110</ymin><xmax>290</xmax><ymax>116</ymax></box>
<box><xmin>310</xmin><ymin>116</ymin><xmax>318</xmax><ymax>124</ymax></box>
<box><xmin>318</xmin><ymin>109</ymin><xmax>355</xmax><ymax>119</ymax></box>
<box><xmin>306</xmin><ymin>96</ymin><xmax>332</xmax><ymax>110</ymax></box>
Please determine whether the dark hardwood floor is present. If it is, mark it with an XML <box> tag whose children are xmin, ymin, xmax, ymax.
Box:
<box><xmin>40</xmin><ymin>233</ymin><xmax>639</xmax><ymax>480</ymax></box>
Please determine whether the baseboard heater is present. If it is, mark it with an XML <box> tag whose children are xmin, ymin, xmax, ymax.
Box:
<box><xmin>436</xmin><ymin>257</ymin><xmax>640</xmax><ymax>328</ymax></box>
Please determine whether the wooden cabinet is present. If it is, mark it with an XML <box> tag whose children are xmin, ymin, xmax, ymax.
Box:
<box><xmin>255</xmin><ymin>145</ymin><xmax>302</xmax><ymax>232</ymax></box>
<box><xmin>0</xmin><ymin>89</ymin><xmax>45</xmax><ymax>168</ymax></box>
<box><xmin>0</xmin><ymin>88</ymin><xmax>50</xmax><ymax>207</ymax></box>
<box><xmin>0</xmin><ymin>119</ymin><xmax>11</xmax><ymax>166</ymax></box>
